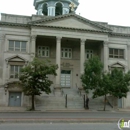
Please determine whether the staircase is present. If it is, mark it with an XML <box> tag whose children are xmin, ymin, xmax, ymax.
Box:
<box><xmin>62</xmin><ymin>88</ymin><xmax>85</xmax><ymax>110</ymax></box>
<box><xmin>35</xmin><ymin>88</ymin><xmax>113</xmax><ymax>111</ymax></box>
<box><xmin>89</xmin><ymin>97</ymin><xmax>113</xmax><ymax>111</ymax></box>
<box><xmin>35</xmin><ymin>92</ymin><xmax>65</xmax><ymax>110</ymax></box>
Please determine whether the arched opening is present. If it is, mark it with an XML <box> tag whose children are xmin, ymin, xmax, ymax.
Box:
<box><xmin>55</xmin><ymin>3</ymin><xmax>63</xmax><ymax>16</ymax></box>
<box><xmin>42</xmin><ymin>3</ymin><xmax>48</xmax><ymax>16</ymax></box>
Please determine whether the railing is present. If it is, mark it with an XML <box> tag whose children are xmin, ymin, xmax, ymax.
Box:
<box><xmin>65</xmin><ymin>94</ymin><xmax>67</xmax><ymax>108</ymax></box>
<box><xmin>83</xmin><ymin>95</ymin><xmax>86</xmax><ymax>108</ymax></box>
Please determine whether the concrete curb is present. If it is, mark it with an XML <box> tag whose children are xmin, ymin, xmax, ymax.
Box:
<box><xmin>0</xmin><ymin>118</ymin><xmax>121</xmax><ymax>123</ymax></box>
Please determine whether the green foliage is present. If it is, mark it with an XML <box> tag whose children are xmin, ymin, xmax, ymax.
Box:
<box><xmin>19</xmin><ymin>58</ymin><xmax>58</xmax><ymax>96</ymax></box>
<box><xmin>81</xmin><ymin>56</ymin><xmax>130</xmax><ymax>110</ymax></box>
<box><xmin>81</xmin><ymin>56</ymin><xmax>103</xmax><ymax>93</ymax></box>
<box><xmin>109</xmin><ymin>68</ymin><xmax>130</xmax><ymax>98</ymax></box>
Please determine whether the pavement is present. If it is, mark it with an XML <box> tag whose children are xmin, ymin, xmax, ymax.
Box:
<box><xmin>0</xmin><ymin>107</ymin><xmax>129</xmax><ymax>123</ymax></box>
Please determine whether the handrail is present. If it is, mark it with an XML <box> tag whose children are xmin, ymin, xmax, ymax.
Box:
<box><xmin>65</xmin><ymin>94</ymin><xmax>67</xmax><ymax>108</ymax></box>
<box><xmin>106</xmin><ymin>97</ymin><xmax>113</xmax><ymax>108</ymax></box>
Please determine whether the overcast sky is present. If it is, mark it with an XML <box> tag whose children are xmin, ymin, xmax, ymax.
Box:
<box><xmin>0</xmin><ymin>0</ymin><xmax>130</xmax><ymax>26</ymax></box>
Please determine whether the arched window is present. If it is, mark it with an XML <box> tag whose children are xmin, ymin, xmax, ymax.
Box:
<box><xmin>42</xmin><ymin>3</ymin><xmax>48</xmax><ymax>16</ymax></box>
<box><xmin>55</xmin><ymin>3</ymin><xmax>63</xmax><ymax>16</ymax></box>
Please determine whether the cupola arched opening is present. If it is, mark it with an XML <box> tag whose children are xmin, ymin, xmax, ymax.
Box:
<box><xmin>42</xmin><ymin>3</ymin><xmax>48</xmax><ymax>16</ymax></box>
<box><xmin>55</xmin><ymin>3</ymin><xmax>63</xmax><ymax>16</ymax></box>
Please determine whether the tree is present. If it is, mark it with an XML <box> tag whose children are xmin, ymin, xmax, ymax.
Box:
<box><xmin>81</xmin><ymin>56</ymin><xmax>103</xmax><ymax>92</ymax></box>
<box><xmin>81</xmin><ymin>56</ymin><xmax>130</xmax><ymax>111</ymax></box>
<box><xmin>109</xmin><ymin>68</ymin><xmax>130</xmax><ymax>107</ymax></box>
<box><xmin>81</xmin><ymin>56</ymin><xmax>110</xmax><ymax>111</ymax></box>
<box><xmin>19</xmin><ymin>58</ymin><xmax>58</xmax><ymax>110</ymax></box>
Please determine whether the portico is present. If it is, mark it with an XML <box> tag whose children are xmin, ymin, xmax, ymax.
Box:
<box><xmin>33</xmin><ymin>35</ymin><xmax>104</xmax><ymax>89</ymax></box>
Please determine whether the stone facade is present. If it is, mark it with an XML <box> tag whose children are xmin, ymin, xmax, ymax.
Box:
<box><xmin>0</xmin><ymin>1</ymin><xmax>130</xmax><ymax>109</ymax></box>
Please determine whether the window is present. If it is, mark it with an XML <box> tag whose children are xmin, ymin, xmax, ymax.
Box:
<box><xmin>10</xmin><ymin>65</ymin><xmax>23</xmax><ymax>79</ymax></box>
<box><xmin>38</xmin><ymin>46</ymin><xmax>49</xmax><ymax>57</ymax></box>
<box><xmin>61</xmin><ymin>48</ymin><xmax>72</xmax><ymax>59</ymax></box>
<box><xmin>109</xmin><ymin>48</ymin><xmax>124</xmax><ymax>59</ymax></box>
<box><xmin>86</xmin><ymin>50</ymin><xmax>93</xmax><ymax>59</ymax></box>
<box><xmin>9</xmin><ymin>40</ymin><xmax>26</xmax><ymax>52</ymax></box>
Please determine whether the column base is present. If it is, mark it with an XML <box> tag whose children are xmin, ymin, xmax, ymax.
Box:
<box><xmin>54</xmin><ymin>85</ymin><xmax>62</xmax><ymax>96</ymax></box>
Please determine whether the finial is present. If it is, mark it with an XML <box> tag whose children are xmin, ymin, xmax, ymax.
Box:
<box><xmin>69</xmin><ymin>2</ymin><xmax>77</xmax><ymax>12</ymax></box>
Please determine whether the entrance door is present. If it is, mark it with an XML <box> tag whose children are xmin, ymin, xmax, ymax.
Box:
<box><xmin>9</xmin><ymin>92</ymin><xmax>21</xmax><ymax>107</ymax></box>
<box><xmin>118</xmin><ymin>98</ymin><xmax>122</xmax><ymax>108</ymax></box>
<box><xmin>61</xmin><ymin>70</ymin><xmax>71</xmax><ymax>87</ymax></box>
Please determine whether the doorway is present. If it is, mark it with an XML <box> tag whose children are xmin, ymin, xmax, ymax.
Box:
<box><xmin>61</xmin><ymin>70</ymin><xmax>71</xmax><ymax>87</ymax></box>
<box><xmin>9</xmin><ymin>92</ymin><xmax>22</xmax><ymax>107</ymax></box>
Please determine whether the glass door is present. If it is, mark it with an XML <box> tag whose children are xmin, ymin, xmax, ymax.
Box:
<box><xmin>61</xmin><ymin>70</ymin><xmax>71</xmax><ymax>87</ymax></box>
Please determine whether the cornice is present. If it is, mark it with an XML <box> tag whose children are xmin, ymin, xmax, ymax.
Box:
<box><xmin>1</xmin><ymin>21</ymin><xmax>130</xmax><ymax>37</ymax></box>
<box><xmin>28</xmin><ymin>13</ymin><xmax>112</xmax><ymax>31</ymax></box>
<box><xmin>109</xmin><ymin>32</ymin><xmax>130</xmax><ymax>38</ymax></box>
<box><xmin>0</xmin><ymin>22</ymin><xmax>29</xmax><ymax>28</ymax></box>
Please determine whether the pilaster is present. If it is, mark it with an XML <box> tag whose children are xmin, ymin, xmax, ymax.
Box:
<box><xmin>127</xmin><ymin>44</ymin><xmax>130</xmax><ymax>70</ymax></box>
<box><xmin>63</xmin><ymin>8</ymin><xmax>69</xmax><ymax>15</ymax></box>
<box><xmin>30</xmin><ymin>35</ymin><xmax>37</xmax><ymax>61</ymax></box>
<box><xmin>103</xmin><ymin>41</ymin><xmax>108</xmax><ymax>72</ymax></box>
<box><xmin>48</xmin><ymin>6</ymin><xmax>55</xmax><ymax>16</ymax></box>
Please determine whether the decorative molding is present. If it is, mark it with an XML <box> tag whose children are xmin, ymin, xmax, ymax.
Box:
<box><xmin>61</xmin><ymin>62</ymin><xmax>73</xmax><ymax>68</ymax></box>
<box><xmin>0</xmin><ymin>34</ymin><xmax>5</xmax><ymax>41</ymax></box>
<box><xmin>56</xmin><ymin>37</ymin><xmax>62</xmax><ymax>42</ymax></box>
<box><xmin>30</xmin><ymin>35</ymin><xmax>37</xmax><ymax>42</ymax></box>
<box><xmin>103</xmin><ymin>41</ymin><xmax>109</xmax><ymax>46</ymax></box>
<box><xmin>80</xmin><ymin>39</ymin><xmax>86</xmax><ymax>44</ymax></box>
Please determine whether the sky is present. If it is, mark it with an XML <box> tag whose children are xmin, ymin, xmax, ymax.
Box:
<box><xmin>0</xmin><ymin>0</ymin><xmax>130</xmax><ymax>26</ymax></box>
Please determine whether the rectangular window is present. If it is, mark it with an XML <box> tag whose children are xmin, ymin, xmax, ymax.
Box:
<box><xmin>10</xmin><ymin>65</ymin><xmax>23</xmax><ymax>79</ymax></box>
<box><xmin>86</xmin><ymin>50</ymin><xmax>93</xmax><ymax>59</ymax></box>
<box><xmin>109</xmin><ymin>48</ymin><xmax>124</xmax><ymax>59</ymax></box>
<box><xmin>38</xmin><ymin>46</ymin><xmax>49</xmax><ymax>57</ymax></box>
<box><xmin>61</xmin><ymin>48</ymin><xmax>72</xmax><ymax>59</ymax></box>
<box><xmin>9</xmin><ymin>40</ymin><xmax>27</xmax><ymax>52</ymax></box>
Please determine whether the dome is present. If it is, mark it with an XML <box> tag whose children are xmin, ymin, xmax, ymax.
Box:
<box><xmin>33</xmin><ymin>0</ymin><xmax>79</xmax><ymax>16</ymax></box>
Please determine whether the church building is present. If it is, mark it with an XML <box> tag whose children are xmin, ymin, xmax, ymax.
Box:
<box><xmin>0</xmin><ymin>0</ymin><xmax>130</xmax><ymax>110</ymax></box>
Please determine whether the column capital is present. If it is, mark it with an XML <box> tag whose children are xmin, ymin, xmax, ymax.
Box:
<box><xmin>80</xmin><ymin>39</ymin><xmax>86</xmax><ymax>43</ymax></box>
<box><xmin>56</xmin><ymin>36</ymin><xmax>62</xmax><ymax>42</ymax></box>
<box><xmin>31</xmin><ymin>35</ymin><xmax>37</xmax><ymax>42</ymax></box>
<box><xmin>0</xmin><ymin>34</ymin><xmax>5</xmax><ymax>40</ymax></box>
<box><xmin>103</xmin><ymin>41</ymin><xmax>109</xmax><ymax>46</ymax></box>
<box><xmin>127</xmin><ymin>44</ymin><xmax>130</xmax><ymax>49</ymax></box>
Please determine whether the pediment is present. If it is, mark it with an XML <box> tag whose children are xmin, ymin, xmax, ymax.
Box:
<box><xmin>29</xmin><ymin>13</ymin><xmax>112</xmax><ymax>32</ymax></box>
<box><xmin>109</xmin><ymin>62</ymin><xmax>125</xmax><ymax>68</ymax></box>
<box><xmin>6</xmin><ymin>55</ymin><xmax>27</xmax><ymax>63</ymax></box>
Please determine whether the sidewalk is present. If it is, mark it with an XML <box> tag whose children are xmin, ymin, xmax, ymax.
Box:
<box><xmin>0</xmin><ymin>106</ymin><xmax>129</xmax><ymax>113</ymax></box>
<box><xmin>0</xmin><ymin>107</ymin><xmax>129</xmax><ymax>123</ymax></box>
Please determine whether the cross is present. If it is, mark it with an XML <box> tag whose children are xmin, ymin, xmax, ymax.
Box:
<box><xmin>69</xmin><ymin>2</ymin><xmax>77</xmax><ymax>12</ymax></box>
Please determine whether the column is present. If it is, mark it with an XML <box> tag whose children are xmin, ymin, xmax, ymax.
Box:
<box><xmin>55</xmin><ymin>37</ymin><xmax>62</xmax><ymax>88</ymax></box>
<box><xmin>62</xmin><ymin>7</ymin><xmax>69</xmax><ymax>15</ymax></box>
<box><xmin>48</xmin><ymin>6</ymin><xmax>55</xmax><ymax>16</ymax></box>
<box><xmin>1</xmin><ymin>34</ymin><xmax>6</xmax><ymax>85</ymax></box>
<box><xmin>80</xmin><ymin>39</ymin><xmax>86</xmax><ymax>75</ymax></box>
<box><xmin>103</xmin><ymin>41</ymin><xmax>108</xmax><ymax>72</ymax></box>
<box><xmin>37</xmin><ymin>8</ymin><xmax>43</xmax><ymax>15</ymax></box>
<box><xmin>127</xmin><ymin>44</ymin><xmax>130</xmax><ymax>71</ymax></box>
<box><xmin>30</xmin><ymin>35</ymin><xmax>36</xmax><ymax>61</ymax></box>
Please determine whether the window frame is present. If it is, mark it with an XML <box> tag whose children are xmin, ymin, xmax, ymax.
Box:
<box><xmin>61</xmin><ymin>48</ymin><xmax>72</xmax><ymax>59</ymax></box>
<box><xmin>10</xmin><ymin>65</ymin><xmax>23</xmax><ymax>79</ymax></box>
<box><xmin>86</xmin><ymin>49</ymin><xmax>93</xmax><ymax>60</ymax></box>
<box><xmin>109</xmin><ymin>48</ymin><xmax>124</xmax><ymax>59</ymax></box>
<box><xmin>9</xmin><ymin>40</ymin><xmax>27</xmax><ymax>52</ymax></box>
<box><xmin>37</xmin><ymin>46</ymin><xmax>50</xmax><ymax>57</ymax></box>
